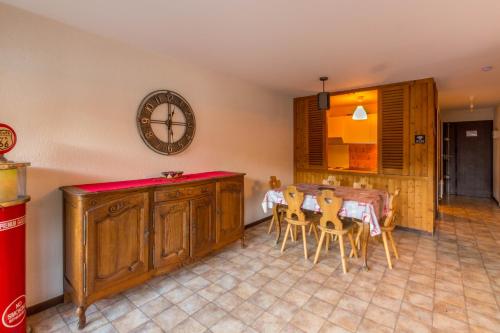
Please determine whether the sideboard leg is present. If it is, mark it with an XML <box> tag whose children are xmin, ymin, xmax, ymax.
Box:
<box><xmin>76</xmin><ymin>306</ymin><xmax>86</xmax><ymax>329</ymax></box>
<box><xmin>240</xmin><ymin>232</ymin><xmax>247</xmax><ymax>248</ymax></box>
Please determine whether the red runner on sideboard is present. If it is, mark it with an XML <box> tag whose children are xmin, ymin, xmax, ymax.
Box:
<box><xmin>75</xmin><ymin>171</ymin><xmax>239</xmax><ymax>193</ymax></box>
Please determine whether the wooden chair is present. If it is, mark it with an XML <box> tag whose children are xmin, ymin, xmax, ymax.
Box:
<box><xmin>280</xmin><ymin>186</ymin><xmax>318</xmax><ymax>260</ymax></box>
<box><xmin>322</xmin><ymin>175</ymin><xmax>341</xmax><ymax>186</ymax></box>
<box><xmin>267</xmin><ymin>176</ymin><xmax>285</xmax><ymax>234</ymax></box>
<box><xmin>313</xmin><ymin>190</ymin><xmax>358</xmax><ymax>273</ymax></box>
<box><xmin>353</xmin><ymin>178</ymin><xmax>372</xmax><ymax>189</ymax></box>
<box><xmin>381</xmin><ymin>189</ymin><xmax>400</xmax><ymax>269</ymax></box>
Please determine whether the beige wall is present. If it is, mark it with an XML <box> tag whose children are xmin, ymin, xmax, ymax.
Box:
<box><xmin>0</xmin><ymin>4</ymin><xmax>293</xmax><ymax>306</ymax></box>
<box><xmin>494</xmin><ymin>106</ymin><xmax>500</xmax><ymax>205</ymax></box>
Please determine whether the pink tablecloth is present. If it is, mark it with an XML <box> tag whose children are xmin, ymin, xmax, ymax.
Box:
<box><xmin>262</xmin><ymin>184</ymin><xmax>389</xmax><ymax>236</ymax></box>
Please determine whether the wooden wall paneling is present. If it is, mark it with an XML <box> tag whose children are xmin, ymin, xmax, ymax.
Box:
<box><xmin>294</xmin><ymin>170</ymin><xmax>434</xmax><ymax>232</ymax></box>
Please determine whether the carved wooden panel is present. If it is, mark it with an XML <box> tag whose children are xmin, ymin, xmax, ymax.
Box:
<box><xmin>153</xmin><ymin>200</ymin><xmax>190</xmax><ymax>268</ymax></box>
<box><xmin>190</xmin><ymin>195</ymin><xmax>216</xmax><ymax>257</ymax></box>
<box><xmin>86</xmin><ymin>193</ymin><xmax>148</xmax><ymax>294</ymax></box>
<box><xmin>216</xmin><ymin>181</ymin><xmax>243</xmax><ymax>245</ymax></box>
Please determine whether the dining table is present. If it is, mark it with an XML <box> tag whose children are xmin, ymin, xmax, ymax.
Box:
<box><xmin>262</xmin><ymin>183</ymin><xmax>390</xmax><ymax>270</ymax></box>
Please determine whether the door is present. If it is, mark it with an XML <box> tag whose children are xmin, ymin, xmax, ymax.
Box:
<box><xmin>86</xmin><ymin>193</ymin><xmax>149</xmax><ymax>295</ymax></box>
<box><xmin>455</xmin><ymin>121</ymin><xmax>493</xmax><ymax>197</ymax></box>
<box><xmin>153</xmin><ymin>200</ymin><xmax>190</xmax><ymax>269</ymax></box>
<box><xmin>190</xmin><ymin>195</ymin><xmax>216</xmax><ymax>257</ymax></box>
<box><xmin>216</xmin><ymin>180</ymin><xmax>243</xmax><ymax>245</ymax></box>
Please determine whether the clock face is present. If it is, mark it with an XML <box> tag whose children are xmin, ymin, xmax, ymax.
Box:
<box><xmin>137</xmin><ymin>90</ymin><xmax>196</xmax><ymax>155</ymax></box>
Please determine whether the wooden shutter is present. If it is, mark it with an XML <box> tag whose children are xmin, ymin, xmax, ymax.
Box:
<box><xmin>294</xmin><ymin>98</ymin><xmax>309</xmax><ymax>169</ymax></box>
<box><xmin>293</xmin><ymin>96</ymin><xmax>327</xmax><ymax>170</ymax></box>
<box><xmin>379</xmin><ymin>84</ymin><xmax>409</xmax><ymax>175</ymax></box>
<box><xmin>306</xmin><ymin>97</ymin><xmax>326</xmax><ymax>169</ymax></box>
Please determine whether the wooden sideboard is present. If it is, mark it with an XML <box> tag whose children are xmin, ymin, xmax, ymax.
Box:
<box><xmin>60</xmin><ymin>171</ymin><xmax>245</xmax><ymax>329</ymax></box>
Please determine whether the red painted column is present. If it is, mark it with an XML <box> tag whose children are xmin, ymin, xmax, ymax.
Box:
<box><xmin>0</xmin><ymin>203</ymin><xmax>26</xmax><ymax>333</ymax></box>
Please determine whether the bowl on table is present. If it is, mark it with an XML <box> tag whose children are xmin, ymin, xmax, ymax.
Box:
<box><xmin>161</xmin><ymin>171</ymin><xmax>184</xmax><ymax>179</ymax></box>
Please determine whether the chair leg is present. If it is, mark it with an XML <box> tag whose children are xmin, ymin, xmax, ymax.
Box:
<box><xmin>267</xmin><ymin>216</ymin><xmax>275</xmax><ymax>234</ymax></box>
<box><xmin>339</xmin><ymin>234</ymin><xmax>347</xmax><ymax>273</ymax></box>
<box><xmin>355</xmin><ymin>223</ymin><xmax>363</xmax><ymax>250</ymax></box>
<box><xmin>301</xmin><ymin>225</ymin><xmax>308</xmax><ymax>260</ymax></box>
<box><xmin>308</xmin><ymin>223</ymin><xmax>313</xmax><ymax>235</ymax></box>
<box><xmin>311</xmin><ymin>223</ymin><xmax>319</xmax><ymax>242</ymax></box>
<box><xmin>325</xmin><ymin>233</ymin><xmax>330</xmax><ymax>254</ymax></box>
<box><xmin>382</xmin><ymin>231</ymin><xmax>393</xmax><ymax>269</ymax></box>
<box><xmin>348</xmin><ymin>231</ymin><xmax>358</xmax><ymax>258</ymax></box>
<box><xmin>314</xmin><ymin>231</ymin><xmax>326</xmax><ymax>264</ymax></box>
<box><xmin>388</xmin><ymin>232</ymin><xmax>399</xmax><ymax>259</ymax></box>
<box><xmin>281</xmin><ymin>223</ymin><xmax>291</xmax><ymax>253</ymax></box>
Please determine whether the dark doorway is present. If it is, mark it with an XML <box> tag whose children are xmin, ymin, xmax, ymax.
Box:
<box><xmin>443</xmin><ymin>121</ymin><xmax>493</xmax><ymax>197</ymax></box>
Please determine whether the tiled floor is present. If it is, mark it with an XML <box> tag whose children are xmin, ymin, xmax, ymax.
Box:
<box><xmin>29</xmin><ymin>196</ymin><xmax>500</xmax><ymax>333</ymax></box>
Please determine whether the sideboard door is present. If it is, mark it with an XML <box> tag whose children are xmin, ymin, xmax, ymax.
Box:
<box><xmin>216</xmin><ymin>180</ymin><xmax>244</xmax><ymax>246</ymax></box>
<box><xmin>153</xmin><ymin>200</ymin><xmax>190</xmax><ymax>269</ymax></box>
<box><xmin>85</xmin><ymin>193</ymin><xmax>149</xmax><ymax>295</ymax></box>
<box><xmin>190</xmin><ymin>195</ymin><xmax>216</xmax><ymax>258</ymax></box>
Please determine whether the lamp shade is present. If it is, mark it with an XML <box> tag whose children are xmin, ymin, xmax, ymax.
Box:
<box><xmin>352</xmin><ymin>105</ymin><xmax>368</xmax><ymax>120</ymax></box>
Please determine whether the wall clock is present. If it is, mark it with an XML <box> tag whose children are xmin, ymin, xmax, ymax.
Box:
<box><xmin>137</xmin><ymin>90</ymin><xmax>196</xmax><ymax>155</ymax></box>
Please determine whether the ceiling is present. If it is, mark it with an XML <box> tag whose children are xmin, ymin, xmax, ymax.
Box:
<box><xmin>3</xmin><ymin>0</ymin><xmax>500</xmax><ymax>110</ymax></box>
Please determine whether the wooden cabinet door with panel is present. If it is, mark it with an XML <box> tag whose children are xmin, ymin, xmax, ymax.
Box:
<box><xmin>216</xmin><ymin>180</ymin><xmax>243</xmax><ymax>245</ymax></box>
<box><xmin>85</xmin><ymin>193</ymin><xmax>149</xmax><ymax>295</ymax></box>
<box><xmin>153</xmin><ymin>200</ymin><xmax>190</xmax><ymax>269</ymax></box>
<box><xmin>190</xmin><ymin>195</ymin><xmax>216</xmax><ymax>257</ymax></box>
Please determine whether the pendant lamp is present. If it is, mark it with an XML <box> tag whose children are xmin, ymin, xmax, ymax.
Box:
<box><xmin>352</xmin><ymin>96</ymin><xmax>368</xmax><ymax>120</ymax></box>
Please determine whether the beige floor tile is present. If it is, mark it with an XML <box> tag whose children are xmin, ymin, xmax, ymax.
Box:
<box><xmin>197</xmin><ymin>283</ymin><xmax>226</xmax><ymax>301</ymax></box>
<box><xmin>211</xmin><ymin>315</ymin><xmax>246</xmax><ymax>333</ymax></box>
<box><xmin>467</xmin><ymin>309</ymin><xmax>500</xmax><ymax>332</ymax></box>
<box><xmin>399</xmin><ymin>301</ymin><xmax>433</xmax><ymax>325</ymax></box>
<box><xmin>432</xmin><ymin>312</ymin><xmax>469</xmax><ymax>333</ymax></box>
<box><xmin>328</xmin><ymin>306</ymin><xmax>362</xmax><ymax>332</ymax></box>
<box><xmin>356</xmin><ymin>317</ymin><xmax>392</xmax><ymax>333</ymax></box>
<box><xmin>336</xmin><ymin>294</ymin><xmax>369</xmax><ymax>317</ymax></box>
<box><xmin>101</xmin><ymin>299</ymin><xmax>136</xmax><ymax>322</ymax></box>
<box><xmin>124</xmin><ymin>285</ymin><xmax>159</xmax><ymax>307</ymax></box>
<box><xmin>368</xmin><ymin>292</ymin><xmax>400</xmax><ymax>312</ymax></box>
<box><xmin>313</xmin><ymin>287</ymin><xmax>342</xmax><ymax>305</ymax></box>
<box><xmin>318</xmin><ymin>321</ymin><xmax>351</xmax><ymax>333</ymax></box>
<box><xmin>31</xmin><ymin>313</ymin><xmax>67</xmax><ymax>333</ymax></box>
<box><xmin>139</xmin><ymin>296</ymin><xmax>172</xmax><ymax>318</ymax></box>
<box><xmin>395</xmin><ymin>314</ymin><xmax>432</xmax><ymax>333</ymax></box>
<box><xmin>434</xmin><ymin>300</ymin><xmax>468</xmax><ymax>322</ymax></box>
<box><xmin>248</xmin><ymin>290</ymin><xmax>278</xmax><ymax>310</ymax></box>
<box><xmin>192</xmin><ymin>303</ymin><xmax>227</xmax><ymax>328</ymax></box>
<box><xmin>251</xmin><ymin>312</ymin><xmax>287</xmax><ymax>333</ymax></box>
<box><xmin>289</xmin><ymin>309</ymin><xmax>325</xmax><ymax>333</ymax></box>
<box><xmin>302</xmin><ymin>296</ymin><xmax>334</xmax><ymax>319</ymax></box>
<box><xmin>363</xmin><ymin>303</ymin><xmax>398</xmax><ymax>329</ymax></box>
<box><xmin>232</xmin><ymin>281</ymin><xmax>259</xmax><ymax>299</ymax></box>
<box><xmin>152</xmin><ymin>306</ymin><xmax>188</xmax><ymax>332</ymax></box>
<box><xmin>283</xmin><ymin>288</ymin><xmax>312</xmax><ymax>307</ymax></box>
<box><xmin>214</xmin><ymin>291</ymin><xmax>244</xmax><ymax>312</ymax></box>
<box><xmin>178</xmin><ymin>294</ymin><xmax>209</xmax><ymax>315</ymax></box>
<box><xmin>268</xmin><ymin>299</ymin><xmax>299</xmax><ymax>322</ymax></box>
<box><xmin>170</xmin><ymin>317</ymin><xmax>207</xmax><ymax>333</ymax></box>
<box><xmin>404</xmin><ymin>290</ymin><xmax>433</xmax><ymax>311</ymax></box>
<box><xmin>231</xmin><ymin>300</ymin><xmax>264</xmax><ymax>325</ymax></box>
<box><xmin>112</xmin><ymin>309</ymin><xmax>149</xmax><ymax>333</ymax></box>
<box><xmin>127</xmin><ymin>321</ymin><xmax>162</xmax><ymax>333</ymax></box>
<box><xmin>162</xmin><ymin>285</ymin><xmax>193</xmax><ymax>304</ymax></box>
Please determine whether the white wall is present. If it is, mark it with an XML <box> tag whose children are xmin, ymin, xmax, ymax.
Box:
<box><xmin>494</xmin><ymin>106</ymin><xmax>500</xmax><ymax>205</ymax></box>
<box><xmin>441</xmin><ymin>107</ymin><xmax>495</xmax><ymax>122</ymax></box>
<box><xmin>0</xmin><ymin>4</ymin><xmax>293</xmax><ymax>306</ymax></box>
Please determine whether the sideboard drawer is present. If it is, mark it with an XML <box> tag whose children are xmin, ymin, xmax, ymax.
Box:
<box><xmin>155</xmin><ymin>183</ymin><xmax>215</xmax><ymax>202</ymax></box>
